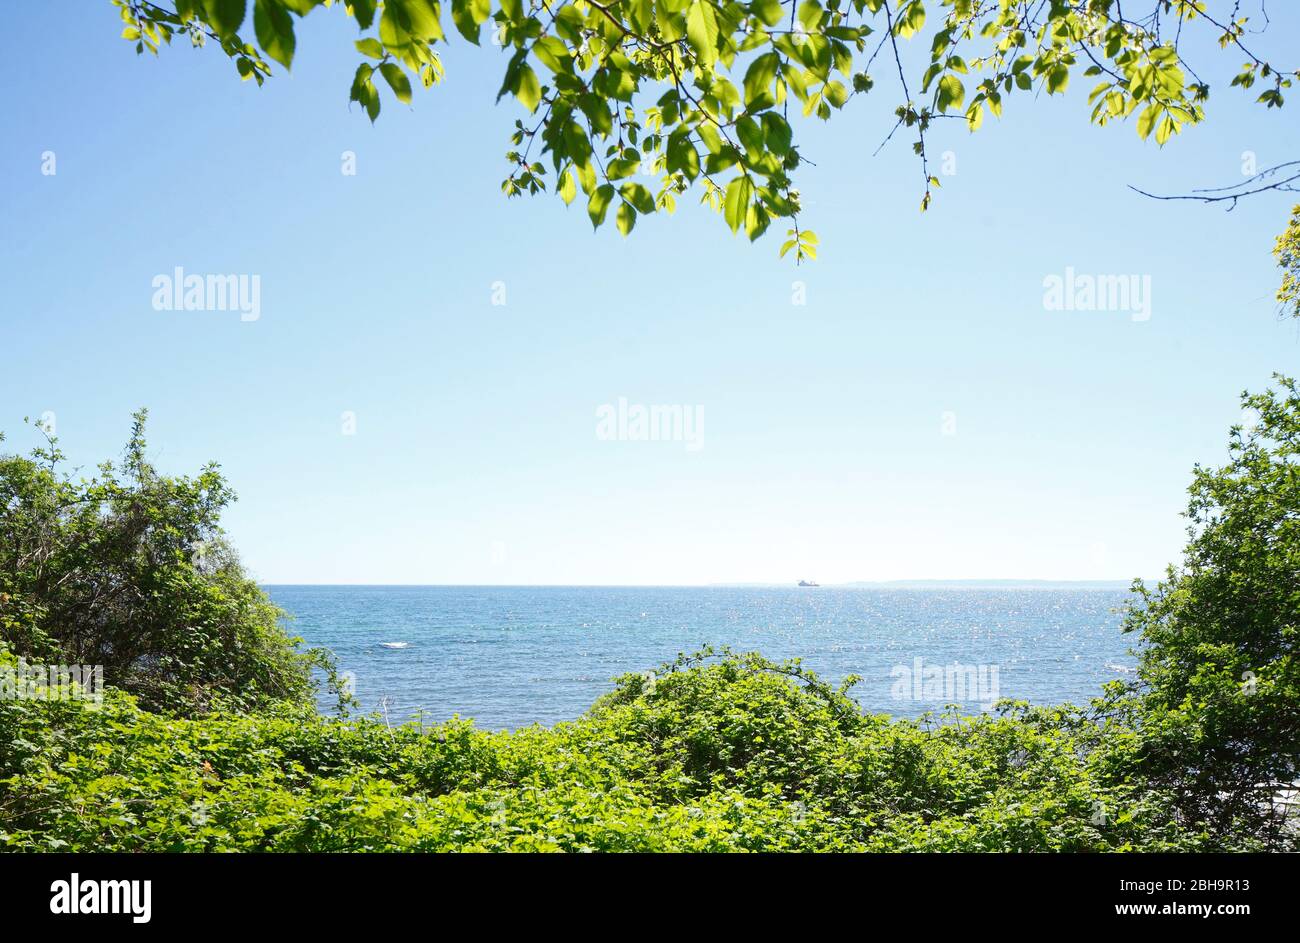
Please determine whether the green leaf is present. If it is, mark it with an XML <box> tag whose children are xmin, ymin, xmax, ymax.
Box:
<box><xmin>893</xmin><ymin>0</ymin><xmax>924</xmax><ymax>39</ymax></box>
<box><xmin>743</xmin><ymin>52</ymin><xmax>780</xmax><ymax>108</ymax></box>
<box><xmin>752</xmin><ymin>0</ymin><xmax>784</xmax><ymax>27</ymax></box>
<box><xmin>355</xmin><ymin>38</ymin><xmax>386</xmax><ymax>59</ymax></box>
<box><xmin>616</xmin><ymin>201</ymin><xmax>636</xmax><ymax>236</ymax></box>
<box><xmin>705</xmin><ymin>148</ymin><xmax>739</xmax><ymax>174</ymax></box>
<box><xmin>395</xmin><ymin>0</ymin><xmax>443</xmax><ymax>40</ymax></box>
<box><xmin>606</xmin><ymin>158</ymin><xmax>640</xmax><ymax>180</ymax></box>
<box><xmin>936</xmin><ymin>74</ymin><xmax>964</xmax><ymax>112</ymax></box>
<box><xmin>349</xmin><ymin>62</ymin><xmax>372</xmax><ymax>101</ymax></box>
<box><xmin>379</xmin><ymin>62</ymin><xmax>412</xmax><ymax>104</ymax></box>
<box><xmin>1046</xmin><ymin>64</ymin><xmax>1069</xmax><ymax>95</ymax></box>
<box><xmin>588</xmin><ymin>184</ymin><xmax>615</xmax><ymax>228</ymax></box>
<box><xmin>800</xmin><ymin>230</ymin><xmax>818</xmax><ymax>259</ymax></box>
<box><xmin>629</xmin><ymin>0</ymin><xmax>653</xmax><ymax>31</ymax></box>
<box><xmin>761</xmin><ymin>112</ymin><xmax>792</xmax><ymax>155</ymax></box>
<box><xmin>1154</xmin><ymin>114</ymin><xmax>1177</xmax><ymax>145</ymax></box>
<box><xmin>253</xmin><ymin>0</ymin><xmax>295</xmax><ymax>68</ymax></box>
<box><xmin>564</xmin><ymin>121</ymin><xmax>592</xmax><ymax>168</ymax></box>
<box><xmin>1136</xmin><ymin>103</ymin><xmax>1159</xmax><ymax>140</ymax></box>
<box><xmin>686</xmin><ymin>0</ymin><xmax>720</xmax><ymax>69</ymax></box>
<box><xmin>515</xmin><ymin>63</ymin><xmax>541</xmax><ymax>111</ymax></box>
<box><xmin>558</xmin><ymin>169</ymin><xmax>577</xmax><ymax>205</ymax></box>
<box><xmin>698</xmin><ymin>123</ymin><xmax>723</xmax><ymax>154</ymax></box>
<box><xmin>667</xmin><ymin>132</ymin><xmax>700</xmax><ymax>179</ymax></box>
<box><xmin>723</xmin><ymin>175</ymin><xmax>752</xmax><ymax>234</ymax></box>
<box><xmin>620</xmin><ymin>182</ymin><xmax>655</xmax><ymax>214</ymax></box>
<box><xmin>349</xmin><ymin>0</ymin><xmax>377</xmax><ymax>29</ymax></box>
<box><xmin>349</xmin><ymin>63</ymin><xmax>381</xmax><ymax>121</ymax></box>
<box><xmin>379</xmin><ymin>4</ymin><xmax>414</xmax><ymax>52</ymax></box>
<box><xmin>534</xmin><ymin>37</ymin><xmax>570</xmax><ymax>72</ymax></box>
<box><xmin>451</xmin><ymin>0</ymin><xmax>490</xmax><ymax>44</ymax></box>
<box><xmin>203</xmin><ymin>0</ymin><xmax>247</xmax><ymax>39</ymax></box>
<box><xmin>797</xmin><ymin>0</ymin><xmax>822</xmax><ymax>32</ymax></box>
<box><xmin>736</xmin><ymin>116</ymin><xmax>763</xmax><ymax>160</ymax></box>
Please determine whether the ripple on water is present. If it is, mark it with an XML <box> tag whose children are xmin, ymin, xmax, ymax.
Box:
<box><xmin>266</xmin><ymin>586</ymin><xmax>1140</xmax><ymax>731</ymax></box>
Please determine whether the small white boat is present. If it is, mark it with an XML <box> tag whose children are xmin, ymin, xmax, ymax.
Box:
<box><xmin>379</xmin><ymin>641</ymin><xmax>411</xmax><ymax>649</ymax></box>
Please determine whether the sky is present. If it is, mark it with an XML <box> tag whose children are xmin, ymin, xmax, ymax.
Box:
<box><xmin>2</xmin><ymin>2</ymin><xmax>1297</xmax><ymax>585</ymax></box>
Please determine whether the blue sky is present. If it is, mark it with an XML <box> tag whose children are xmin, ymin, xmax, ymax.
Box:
<box><xmin>2</xmin><ymin>2</ymin><xmax>1297</xmax><ymax>584</ymax></box>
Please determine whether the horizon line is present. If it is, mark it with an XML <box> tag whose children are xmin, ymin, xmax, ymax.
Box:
<box><xmin>256</xmin><ymin>579</ymin><xmax>1145</xmax><ymax>588</ymax></box>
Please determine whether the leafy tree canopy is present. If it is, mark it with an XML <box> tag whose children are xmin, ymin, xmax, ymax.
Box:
<box><xmin>112</xmin><ymin>0</ymin><xmax>1296</xmax><ymax>257</ymax></box>
<box><xmin>1123</xmin><ymin>374</ymin><xmax>1300</xmax><ymax>847</ymax></box>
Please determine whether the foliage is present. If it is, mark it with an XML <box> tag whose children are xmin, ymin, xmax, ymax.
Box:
<box><xmin>0</xmin><ymin>412</ymin><xmax>326</xmax><ymax>716</ymax></box>
<box><xmin>0</xmin><ymin>644</ymin><xmax>1223</xmax><ymax>852</ymax></box>
<box><xmin>110</xmin><ymin>0</ymin><xmax>1296</xmax><ymax>253</ymax></box>
<box><xmin>1122</xmin><ymin>375</ymin><xmax>1300</xmax><ymax>848</ymax></box>
<box><xmin>1276</xmin><ymin>205</ymin><xmax>1300</xmax><ymax>319</ymax></box>
<box><xmin>4</xmin><ymin>381</ymin><xmax>1300</xmax><ymax>850</ymax></box>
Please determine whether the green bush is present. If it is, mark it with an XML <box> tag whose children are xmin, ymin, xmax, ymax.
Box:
<box><xmin>0</xmin><ymin>412</ymin><xmax>324</xmax><ymax>716</ymax></box>
<box><xmin>0</xmin><ymin>643</ymin><xmax>1221</xmax><ymax>852</ymax></box>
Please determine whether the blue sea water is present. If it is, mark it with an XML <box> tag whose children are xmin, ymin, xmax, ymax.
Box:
<box><xmin>264</xmin><ymin>586</ymin><xmax>1140</xmax><ymax>730</ymax></box>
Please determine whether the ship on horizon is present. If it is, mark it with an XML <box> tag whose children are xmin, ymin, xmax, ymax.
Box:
<box><xmin>797</xmin><ymin>579</ymin><xmax>820</xmax><ymax>587</ymax></box>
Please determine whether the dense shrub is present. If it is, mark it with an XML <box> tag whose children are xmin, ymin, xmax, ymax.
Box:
<box><xmin>0</xmin><ymin>413</ymin><xmax>323</xmax><ymax>715</ymax></box>
<box><xmin>0</xmin><ymin>644</ymin><xmax>1222</xmax><ymax>852</ymax></box>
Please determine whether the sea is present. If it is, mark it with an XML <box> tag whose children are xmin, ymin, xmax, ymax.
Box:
<box><xmin>265</xmin><ymin>585</ymin><xmax>1142</xmax><ymax>730</ymax></box>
